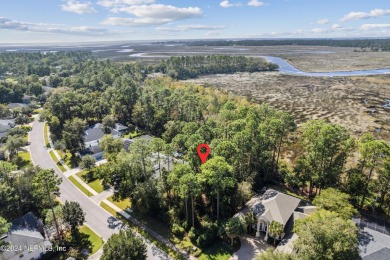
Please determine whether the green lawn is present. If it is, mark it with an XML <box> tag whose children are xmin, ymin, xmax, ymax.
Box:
<box><xmin>49</xmin><ymin>150</ymin><xmax>58</xmax><ymax>161</ymax></box>
<box><xmin>49</xmin><ymin>150</ymin><xmax>67</xmax><ymax>172</ymax></box>
<box><xmin>69</xmin><ymin>176</ymin><xmax>94</xmax><ymax>197</ymax></box>
<box><xmin>79</xmin><ymin>225</ymin><xmax>103</xmax><ymax>254</ymax></box>
<box><xmin>18</xmin><ymin>151</ymin><xmax>31</xmax><ymax>162</ymax></box>
<box><xmin>100</xmin><ymin>201</ymin><xmax>119</xmax><ymax>217</ymax></box>
<box><xmin>77</xmin><ymin>171</ymin><xmax>105</xmax><ymax>194</ymax></box>
<box><xmin>44</xmin><ymin>122</ymin><xmax>50</xmax><ymax>146</ymax></box>
<box><xmin>122</xmin><ymin>130</ymin><xmax>144</xmax><ymax>139</ymax></box>
<box><xmin>198</xmin><ymin>241</ymin><xmax>233</xmax><ymax>260</ymax></box>
<box><xmin>56</xmin><ymin>149</ymin><xmax>73</xmax><ymax>169</ymax></box>
<box><xmin>107</xmin><ymin>195</ymin><xmax>131</xmax><ymax>210</ymax></box>
<box><xmin>17</xmin><ymin>151</ymin><xmax>32</xmax><ymax>168</ymax></box>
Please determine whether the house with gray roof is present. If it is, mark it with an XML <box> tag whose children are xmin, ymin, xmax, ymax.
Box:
<box><xmin>0</xmin><ymin>212</ymin><xmax>52</xmax><ymax>260</ymax></box>
<box><xmin>7</xmin><ymin>103</ymin><xmax>27</xmax><ymax>110</ymax></box>
<box><xmin>235</xmin><ymin>188</ymin><xmax>315</xmax><ymax>242</ymax></box>
<box><xmin>82</xmin><ymin>122</ymin><xmax>128</xmax><ymax>159</ymax></box>
<box><xmin>0</xmin><ymin>119</ymin><xmax>15</xmax><ymax>141</ymax></box>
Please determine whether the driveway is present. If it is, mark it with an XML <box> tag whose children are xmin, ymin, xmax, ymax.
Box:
<box><xmin>29</xmin><ymin>118</ymin><xmax>170</xmax><ymax>260</ymax></box>
<box><xmin>230</xmin><ymin>236</ymin><xmax>270</xmax><ymax>260</ymax></box>
<box><xmin>359</xmin><ymin>227</ymin><xmax>390</xmax><ymax>258</ymax></box>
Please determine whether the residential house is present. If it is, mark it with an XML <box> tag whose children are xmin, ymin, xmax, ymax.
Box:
<box><xmin>7</xmin><ymin>103</ymin><xmax>27</xmax><ymax>110</ymax></box>
<box><xmin>82</xmin><ymin>123</ymin><xmax>128</xmax><ymax>159</ymax></box>
<box><xmin>0</xmin><ymin>212</ymin><xmax>52</xmax><ymax>260</ymax></box>
<box><xmin>0</xmin><ymin>119</ymin><xmax>15</xmax><ymax>141</ymax></box>
<box><xmin>235</xmin><ymin>188</ymin><xmax>315</xmax><ymax>242</ymax></box>
<box><xmin>0</xmin><ymin>119</ymin><xmax>15</xmax><ymax>160</ymax></box>
<box><xmin>357</xmin><ymin>224</ymin><xmax>390</xmax><ymax>260</ymax></box>
<box><xmin>21</xmin><ymin>95</ymin><xmax>31</xmax><ymax>105</ymax></box>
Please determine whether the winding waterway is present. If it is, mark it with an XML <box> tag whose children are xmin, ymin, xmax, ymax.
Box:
<box><xmin>262</xmin><ymin>56</ymin><xmax>390</xmax><ymax>77</ymax></box>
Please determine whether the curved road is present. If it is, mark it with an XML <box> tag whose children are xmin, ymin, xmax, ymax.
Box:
<box><xmin>29</xmin><ymin>118</ymin><xmax>170</xmax><ymax>260</ymax></box>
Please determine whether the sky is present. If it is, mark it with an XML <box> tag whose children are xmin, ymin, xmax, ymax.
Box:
<box><xmin>0</xmin><ymin>0</ymin><xmax>389</xmax><ymax>43</ymax></box>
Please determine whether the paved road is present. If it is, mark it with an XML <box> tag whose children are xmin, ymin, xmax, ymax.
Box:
<box><xmin>29</xmin><ymin>118</ymin><xmax>170</xmax><ymax>260</ymax></box>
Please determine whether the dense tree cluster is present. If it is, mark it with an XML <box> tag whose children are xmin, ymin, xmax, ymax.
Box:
<box><xmin>0</xmin><ymin>162</ymin><xmax>61</xmax><ymax>220</ymax></box>
<box><xmin>0</xmin><ymin>52</ymin><xmax>90</xmax><ymax>77</ymax></box>
<box><xmin>156</xmin><ymin>55</ymin><xmax>278</xmax><ymax>79</ymax></box>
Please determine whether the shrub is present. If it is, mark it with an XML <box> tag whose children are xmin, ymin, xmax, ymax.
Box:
<box><xmin>53</xmin><ymin>140</ymin><xmax>65</xmax><ymax>150</ymax></box>
<box><xmin>171</xmin><ymin>223</ymin><xmax>185</xmax><ymax>237</ymax></box>
<box><xmin>21</xmin><ymin>125</ymin><xmax>32</xmax><ymax>132</ymax></box>
<box><xmin>188</xmin><ymin>221</ymin><xmax>219</xmax><ymax>248</ymax></box>
<box><xmin>188</xmin><ymin>227</ymin><xmax>196</xmax><ymax>241</ymax></box>
<box><xmin>7</xmin><ymin>127</ymin><xmax>28</xmax><ymax>137</ymax></box>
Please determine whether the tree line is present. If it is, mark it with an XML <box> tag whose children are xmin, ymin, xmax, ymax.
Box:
<box><xmin>166</xmin><ymin>38</ymin><xmax>390</xmax><ymax>51</ymax></box>
<box><xmin>156</xmin><ymin>55</ymin><xmax>278</xmax><ymax>79</ymax></box>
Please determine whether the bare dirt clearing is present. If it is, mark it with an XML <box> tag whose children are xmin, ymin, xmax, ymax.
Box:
<box><xmin>185</xmin><ymin>73</ymin><xmax>390</xmax><ymax>141</ymax></box>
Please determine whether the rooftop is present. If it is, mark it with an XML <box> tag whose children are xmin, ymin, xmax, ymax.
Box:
<box><xmin>0</xmin><ymin>212</ymin><xmax>50</xmax><ymax>260</ymax></box>
<box><xmin>7</xmin><ymin>103</ymin><xmax>27</xmax><ymax>109</ymax></box>
<box><xmin>240</xmin><ymin>188</ymin><xmax>301</xmax><ymax>226</ymax></box>
<box><xmin>84</xmin><ymin>123</ymin><xmax>123</xmax><ymax>143</ymax></box>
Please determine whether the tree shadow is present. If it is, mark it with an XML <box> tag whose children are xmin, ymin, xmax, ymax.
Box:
<box><xmin>66</xmin><ymin>231</ymin><xmax>93</xmax><ymax>259</ymax></box>
<box><xmin>107</xmin><ymin>216</ymin><xmax>125</xmax><ymax>230</ymax></box>
<box><xmin>358</xmin><ymin>230</ymin><xmax>374</xmax><ymax>247</ymax></box>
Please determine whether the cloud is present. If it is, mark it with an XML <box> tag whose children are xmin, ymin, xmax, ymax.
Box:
<box><xmin>101</xmin><ymin>17</ymin><xmax>170</xmax><ymax>26</ymax></box>
<box><xmin>205</xmin><ymin>31</ymin><xmax>221</xmax><ymax>36</ymax></box>
<box><xmin>61</xmin><ymin>0</ymin><xmax>97</xmax><ymax>14</ymax></box>
<box><xmin>316</xmin><ymin>19</ymin><xmax>329</xmax><ymax>25</ymax></box>
<box><xmin>157</xmin><ymin>24</ymin><xmax>226</xmax><ymax>32</ymax></box>
<box><xmin>360</xmin><ymin>24</ymin><xmax>390</xmax><ymax>30</ymax></box>
<box><xmin>341</xmin><ymin>9</ymin><xmax>390</xmax><ymax>21</ymax></box>
<box><xmin>331</xmin><ymin>24</ymin><xmax>342</xmax><ymax>29</ymax></box>
<box><xmin>0</xmin><ymin>17</ymin><xmax>111</xmax><ymax>35</ymax></box>
<box><xmin>220</xmin><ymin>1</ymin><xmax>240</xmax><ymax>8</ymax></box>
<box><xmin>248</xmin><ymin>0</ymin><xmax>264</xmax><ymax>7</ymax></box>
<box><xmin>97</xmin><ymin>0</ymin><xmax>155</xmax><ymax>8</ymax></box>
<box><xmin>110</xmin><ymin>4</ymin><xmax>202</xmax><ymax>20</ymax></box>
<box><xmin>310</xmin><ymin>28</ymin><xmax>326</xmax><ymax>33</ymax></box>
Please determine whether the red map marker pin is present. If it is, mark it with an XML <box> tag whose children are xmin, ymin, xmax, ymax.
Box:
<box><xmin>197</xmin><ymin>144</ymin><xmax>210</xmax><ymax>164</ymax></box>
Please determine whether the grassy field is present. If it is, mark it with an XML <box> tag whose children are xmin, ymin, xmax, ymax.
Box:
<box><xmin>79</xmin><ymin>225</ymin><xmax>103</xmax><ymax>254</ymax></box>
<box><xmin>69</xmin><ymin>176</ymin><xmax>94</xmax><ymax>197</ymax></box>
<box><xmin>279</xmin><ymin>48</ymin><xmax>390</xmax><ymax>72</ymax></box>
<box><xmin>107</xmin><ymin>195</ymin><xmax>131</xmax><ymax>210</ymax></box>
<box><xmin>187</xmin><ymin>73</ymin><xmax>390</xmax><ymax>145</ymax></box>
<box><xmin>43</xmin><ymin>122</ymin><xmax>49</xmax><ymax>146</ymax></box>
<box><xmin>77</xmin><ymin>171</ymin><xmax>105</xmax><ymax>193</ymax></box>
